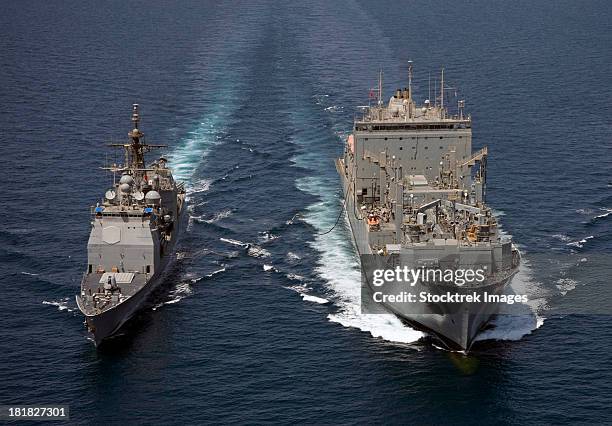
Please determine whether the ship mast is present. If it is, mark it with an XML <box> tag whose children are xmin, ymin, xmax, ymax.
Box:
<box><xmin>128</xmin><ymin>104</ymin><xmax>145</xmax><ymax>169</ymax></box>
<box><xmin>378</xmin><ymin>69</ymin><xmax>383</xmax><ymax>107</ymax></box>
<box><xmin>408</xmin><ymin>60</ymin><xmax>413</xmax><ymax>118</ymax></box>
<box><xmin>107</xmin><ymin>104</ymin><xmax>167</xmax><ymax>175</ymax></box>
<box><xmin>440</xmin><ymin>68</ymin><xmax>445</xmax><ymax>119</ymax></box>
<box><xmin>408</xmin><ymin>60</ymin><xmax>413</xmax><ymax>102</ymax></box>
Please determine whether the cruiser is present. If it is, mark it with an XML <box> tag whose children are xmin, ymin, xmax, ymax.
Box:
<box><xmin>336</xmin><ymin>65</ymin><xmax>520</xmax><ymax>350</ymax></box>
<box><xmin>76</xmin><ymin>105</ymin><xmax>186</xmax><ymax>345</ymax></box>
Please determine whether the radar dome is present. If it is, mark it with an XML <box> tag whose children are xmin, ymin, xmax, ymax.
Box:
<box><xmin>119</xmin><ymin>183</ymin><xmax>131</xmax><ymax>193</ymax></box>
<box><xmin>145</xmin><ymin>190</ymin><xmax>161</xmax><ymax>203</ymax></box>
<box><xmin>119</xmin><ymin>174</ymin><xmax>134</xmax><ymax>185</ymax></box>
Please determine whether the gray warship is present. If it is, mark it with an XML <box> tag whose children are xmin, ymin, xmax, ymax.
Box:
<box><xmin>76</xmin><ymin>104</ymin><xmax>186</xmax><ymax>345</ymax></box>
<box><xmin>336</xmin><ymin>65</ymin><xmax>520</xmax><ymax>351</ymax></box>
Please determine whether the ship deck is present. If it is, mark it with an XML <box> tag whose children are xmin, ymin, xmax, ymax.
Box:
<box><xmin>79</xmin><ymin>272</ymin><xmax>149</xmax><ymax>314</ymax></box>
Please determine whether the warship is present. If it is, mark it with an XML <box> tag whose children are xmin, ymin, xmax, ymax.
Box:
<box><xmin>76</xmin><ymin>104</ymin><xmax>186</xmax><ymax>345</ymax></box>
<box><xmin>336</xmin><ymin>64</ymin><xmax>520</xmax><ymax>350</ymax></box>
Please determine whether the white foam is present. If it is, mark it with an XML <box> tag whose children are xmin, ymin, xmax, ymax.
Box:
<box><xmin>189</xmin><ymin>267</ymin><xmax>227</xmax><ymax>283</ymax></box>
<box><xmin>206</xmin><ymin>267</ymin><xmax>226</xmax><ymax>278</ymax></box>
<box><xmin>201</xmin><ymin>209</ymin><xmax>232</xmax><ymax>224</ymax></box>
<box><xmin>312</xmin><ymin>94</ymin><xmax>330</xmax><ymax>105</ymax></box>
<box><xmin>153</xmin><ymin>282</ymin><xmax>193</xmax><ymax>310</ymax></box>
<box><xmin>575</xmin><ymin>208</ymin><xmax>594</xmax><ymax>215</ymax></box>
<box><xmin>219</xmin><ymin>237</ymin><xmax>248</xmax><ymax>248</ymax></box>
<box><xmin>475</xmin><ymin>258</ymin><xmax>546</xmax><ymax>342</ymax></box>
<box><xmin>258</xmin><ymin>231</ymin><xmax>279</xmax><ymax>242</ymax></box>
<box><xmin>187</xmin><ymin>178</ymin><xmax>212</xmax><ymax>195</ymax></box>
<box><xmin>594</xmin><ymin>208</ymin><xmax>612</xmax><ymax>220</ymax></box>
<box><xmin>328</xmin><ymin>308</ymin><xmax>424</xmax><ymax>344</ymax></box>
<box><xmin>286</xmin><ymin>273</ymin><xmax>305</xmax><ymax>281</ymax></box>
<box><xmin>475</xmin><ymin>314</ymin><xmax>544</xmax><ymax>342</ymax></box>
<box><xmin>285</xmin><ymin>213</ymin><xmax>300</xmax><ymax>225</ymax></box>
<box><xmin>21</xmin><ymin>271</ymin><xmax>39</xmax><ymax>276</ymax></box>
<box><xmin>567</xmin><ymin>235</ymin><xmax>594</xmax><ymax>248</ymax></box>
<box><xmin>556</xmin><ymin>278</ymin><xmax>578</xmax><ymax>296</ymax></box>
<box><xmin>42</xmin><ymin>299</ymin><xmax>73</xmax><ymax>312</ymax></box>
<box><xmin>169</xmin><ymin>116</ymin><xmax>223</xmax><ymax>183</ymax></box>
<box><xmin>286</xmin><ymin>252</ymin><xmax>301</xmax><ymax>261</ymax></box>
<box><xmin>263</xmin><ymin>264</ymin><xmax>277</xmax><ymax>272</ymax></box>
<box><xmin>300</xmin><ymin>293</ymin><xmax>329</xmax><ymax>304</ymax></box>
<box><xmin>248</xmin><ymin>245</ymin><xmax>271</xmax><ymax>258</ymax></box>
<box><xmin>552</xmin><ymin>233</ymin><xmax>572</xmax><ymax>242</ymax></box>
<box><xmin>283</xmin><ymin>284</ymin><xmax>311</xmax><ymax>293</ymax></box>
<box><xmin>190</xmin><ymin>209</ymin><xmax>232</xmax><ymax>225</ymax></box>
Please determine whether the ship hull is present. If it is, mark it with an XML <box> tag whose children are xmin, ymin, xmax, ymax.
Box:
<box><xmin>339</xmin><ymin>164</ymin><xmax>513</xmax><ymax>350</ymax></box>
<box><xmin>76</xmin><ymin>269</ymin><xmax>167</xmax><ymax>346</ymax></box>
<box><xmin>361</xmin><ymin>272</ymin><xmax>511</xmax><ymax>350</ymax></box>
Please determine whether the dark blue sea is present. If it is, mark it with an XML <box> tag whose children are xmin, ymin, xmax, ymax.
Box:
<box><xmin>1</xmin><ymin>0</ymin><xmax>611</xmax><ymax>424</ymax></box>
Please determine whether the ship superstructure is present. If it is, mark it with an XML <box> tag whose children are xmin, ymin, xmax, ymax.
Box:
<box><xmin>336</xmin><ymin>66</ymin><xmax>520</xmax><ymax>350</ymax></box>
<box><xmin>76</xmin><ymin>104</ymin><xmax>185</xmax><ymax>345</ymax></box>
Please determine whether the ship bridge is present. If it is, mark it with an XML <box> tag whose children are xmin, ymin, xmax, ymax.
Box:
<box><xmin>356</xmin><ymin>98</ymin><xmax>470</xmax><ymax>131</ymax></box>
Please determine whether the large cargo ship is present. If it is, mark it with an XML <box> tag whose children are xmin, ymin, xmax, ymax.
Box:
<box><xmin>336</xmin><ymin>66</ymin><xmax>520</xmax><ymax>350</ymax></box>
<box><xmin>76</xmin><ymin>105</ymin><xmax>185</xmax><ymax>346</ymax></box>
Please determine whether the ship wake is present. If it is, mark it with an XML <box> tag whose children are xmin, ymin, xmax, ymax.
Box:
<box><xmin>475</xmin><ymin>258</ymin><xmax>546</xmax><ymax>343</ymax></box>
<box><xmin>296</xmin><ymin>174</ymin><xmax>424</xmax><ymax>345</ymax></box>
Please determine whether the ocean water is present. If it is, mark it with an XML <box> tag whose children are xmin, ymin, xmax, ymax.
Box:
<box><xmin>1</xmin><ymin>0</ymin><xmax>611</xmax><ymax>424</ymax></box>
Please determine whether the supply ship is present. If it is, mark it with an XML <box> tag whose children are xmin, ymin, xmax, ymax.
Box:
<box><xmin>76</xmin><ymin>105</ymin><xmax>185</xmax><ymax>345</ymax></box>
<box><xmin>336</xmin><ymin>65</ymin><xmax>520</xmax><ymax>350</ymax></box>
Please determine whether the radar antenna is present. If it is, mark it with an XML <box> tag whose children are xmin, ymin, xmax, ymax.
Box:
<box><xmin>408</xmin><ymin>60</ymin><xmax>413</xmax><ymax>102</ymax></box>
